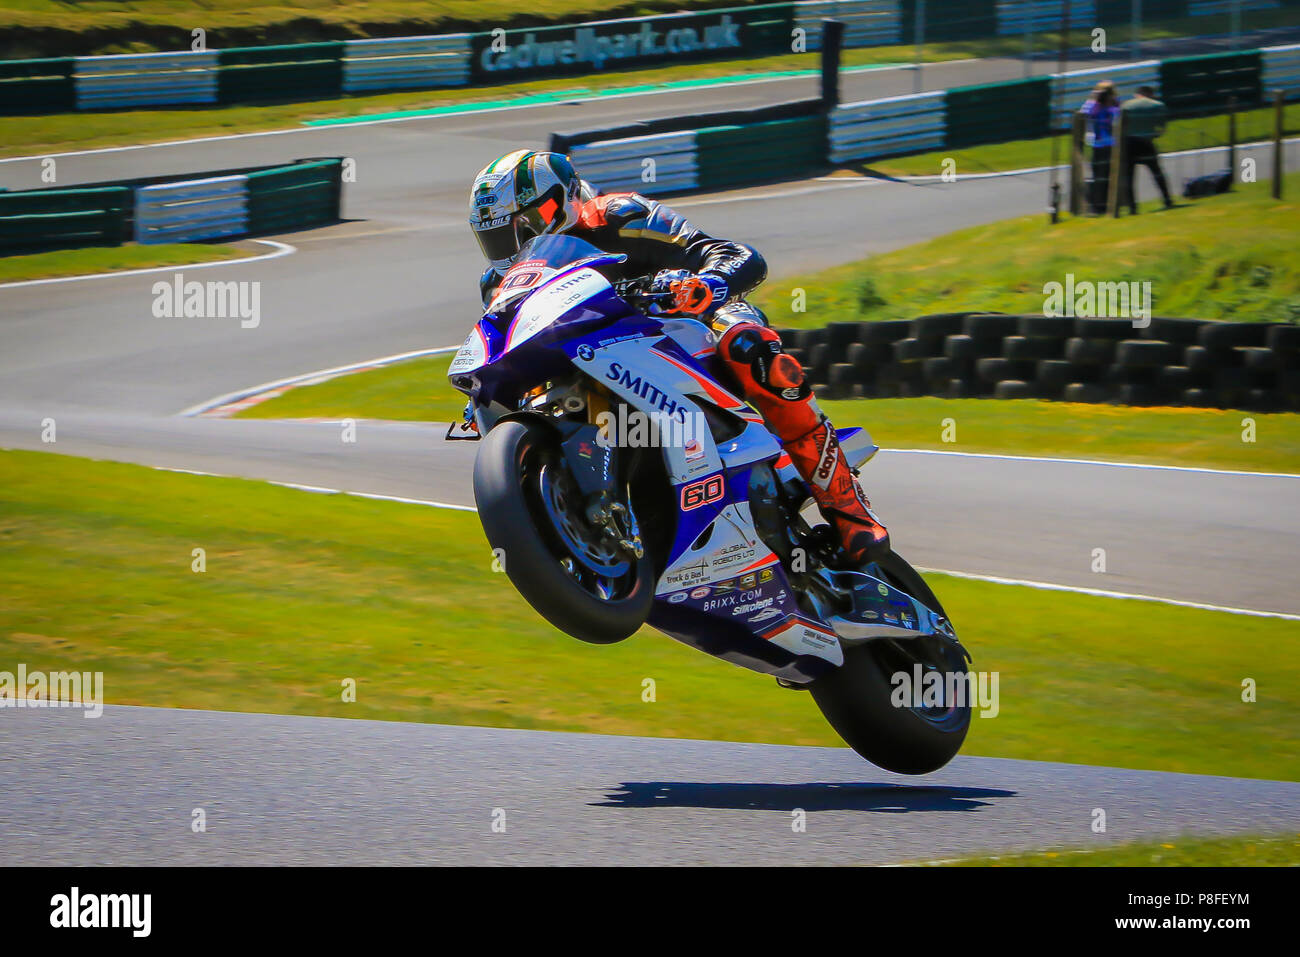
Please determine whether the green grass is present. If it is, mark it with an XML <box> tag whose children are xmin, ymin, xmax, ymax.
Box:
<box><xmin>751</xmin><ymin>172</ymin><xmax>1300</xmax><ymax>325</ymax></box>
<box><xmin>931</xmin><ymin>833</ymin><xmax>1300</xmax><ymax>866</ymax></box>
<box><xmin>237</xmin><ymin>354</ymin><xmax>1300</xmax><ymax>474</ymax></box>
<box><xmin>2</xmin><ymin>448</ymin><xmax>1297</xmax><ymax>781</ymax></box>
<box><xmin>5</xmin><ymin>0</ymin><xmax>1290</xmax><ymax>57</ymax></box>
<box><xmin>236</xmin><ymin>354</ymin><xmax>467</xmax><ymax>422</ymax></box>
<box><xmin>0</xmin><ymin>242</ymin><xmax>244</xmax><ymax>282</ymax></box>
<box><xmin>869</xmin><ymin>104</ymin><xmax>1300</xmax><ymax>178</ymax></box>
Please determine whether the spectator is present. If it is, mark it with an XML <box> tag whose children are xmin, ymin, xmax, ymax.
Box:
<box><xmin>1121</xmin><ymin>85</ymin><xmax>1174</xmax><ymax>212</ymax></box>
<box><xmin>1080</xmin><ymin>81</ymin><xmax>1120</xmax><ymax>214</ymax></box>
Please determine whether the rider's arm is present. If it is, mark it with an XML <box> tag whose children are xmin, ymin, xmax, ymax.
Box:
<box><xmin>582</xmin><ymin>193</ymin><xmax>767</xmax><ymax>298</ymax></box>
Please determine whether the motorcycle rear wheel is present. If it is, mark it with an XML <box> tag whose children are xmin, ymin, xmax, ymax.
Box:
<box><xmin>809</xmin><ymin>551</ymin><xmax>972</xmax><ymax>774</ymax></box>
<box><xmin>473</xmin><ymin>418</ymin><xmax>654</xmax><ymax>645</ymax></box>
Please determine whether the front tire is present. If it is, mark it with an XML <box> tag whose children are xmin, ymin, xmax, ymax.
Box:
<box><xmin>810</xmin><ymin>551</ymin><xmax>971</xmax><ymax>774</ymax></box>
<box><xmin>473</xmin><ymin>418</ymin><xmax>654</xmax><ymax>644</ymax></box>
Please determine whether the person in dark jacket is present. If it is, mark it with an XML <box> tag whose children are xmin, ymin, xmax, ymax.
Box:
<box><xmin>468</xmin><ymin>149</ymin><xmax>890</xmax><ymax>563</ymax></box>
<box><xmin>1121</xmin><ymin>85</ymin><xmax>1174</xmax><ymax>212</ymax></box>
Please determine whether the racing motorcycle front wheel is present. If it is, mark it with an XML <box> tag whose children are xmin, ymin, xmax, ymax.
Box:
<box><xmin>809</xmin><ymin>551</ymin><xmax>972</xmax><ymax>774</ymax></box>
<box><xmin>473</xmin><ymin>418</ymin><xmax>655</xmax><ymax>645</ymax></box>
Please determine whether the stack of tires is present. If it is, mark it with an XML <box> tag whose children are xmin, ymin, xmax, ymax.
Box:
<box><xmin>776</xmin><ymin>315</ymin><xmax>1300</xmax><ymax>410</ymax></box>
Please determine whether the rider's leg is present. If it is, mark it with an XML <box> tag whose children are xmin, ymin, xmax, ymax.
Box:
<box><xmin>711</xmin><ymin>303</ymin><xmax>890</xmax><ymax>563</ymax></box>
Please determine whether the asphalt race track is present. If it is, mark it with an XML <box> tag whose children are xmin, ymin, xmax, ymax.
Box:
<box><xmin>2</xmin><ymin>49</ymin><xmax>1298</xmax><ymax>865</ymax></box>
<box><xmin>3</xmin><ymin>706</ymin><xmax>1298</xmax><ymax>866</ymax></box>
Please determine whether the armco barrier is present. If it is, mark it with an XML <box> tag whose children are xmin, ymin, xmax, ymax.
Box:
<box><xmin>4</xmin><ymin>1</ymin><xmax>1300</xmax><ymax>115</ymax></box>
<box><xmin>1263</xmin><ymin>44</ymin><xmax>1300</xmax><ymax>101</ymax></box>
<box><xmin>996</xmin><ymin>0</ymin><xmax>1097</xmax><ymax>35</ymax></box>
<box><xmin>778</xmin><ymin>315</ymin><xmax>1300</xmax><ymax>410</ymax></box>
<box><xmin>217</xmin><ymin>43</ymin><xmax>345</xmax><ymax>105</ymax></box>
<box><xmin>0</xmin><ymin>57</ymin><xmax>74</xmax><ymax>115</ymax></box>
<box><xmin>467</xmin><ymin>5</ymin><xmax>794</xmax><ymax>83</ymax></box>
<box><xmin>246</xmin><ymin>159</ymin><xmax>343</xmax><ymax>234</ymax></box>
<box><xmin>945</xmin><ymin>76</ymin><xmax>1052</xmax><ymax>148</ymax></box>
<box><xmin>2</xmin><ymin>159</ymin><xmax>342</xmax><ymax>253</ymax></box>
<box><xmin>829</xmin><ymin>90</ymin><xmax>945</xmax><ymax>162</ymax></box>
<box><xmin>341</xmin><ymin>35</ymin><xmax>471</xmax><ymax>92</ymax></box>
<box><xmin>0</xmin><ymin>186</ymin><xmax>132</xmax><ymax>253</ymax></box>
<box><xmin>695</xmin><ymin>114</ymin><xmax>829</xmax><ymax>189</ymax></box>
<box><xmin>570</xmin><ymin>132</ymin><xmax>699</xmax><ymax>195</ymax></box>
<box><xmin>75</xmin><ymin>51</ymin><xmax>218</xmax><ymax>110</ymax></box>
<box><xmin>794</xmin><ymin>1</ymin><xmax>902</xmax><ymax>49</ymax></box>
<box><xmin>135</xmin><ymin>176</ymin><xmax>249</xmax><ymax>244</ymax></box>
<box><xmin>1159</xmin><ymin>49</ymin><xmax>1264</xmax><ymax>115</ymax></box>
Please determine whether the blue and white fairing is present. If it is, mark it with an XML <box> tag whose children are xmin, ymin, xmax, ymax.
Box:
<box><xmin>450</xmin><ymin>234</ymin><xmax>849</xmax><ymax>680</ymax></box>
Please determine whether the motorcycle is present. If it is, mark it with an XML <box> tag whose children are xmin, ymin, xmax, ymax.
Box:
<box><xmin>449</xmin><ymin>234</ymin><xmax>972</xmax><ymax>774</ymax></box>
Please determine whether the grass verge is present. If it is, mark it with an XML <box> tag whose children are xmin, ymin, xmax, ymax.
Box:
<box><xmin>0</xmin><ymin>242</ymin><xmax>245</xmax><ymax>283</ymax></box>
<box><xmin>5</xmin><ymin>0</ymin><xmax>1290</xmax><ymax>57</ymax></box>
<box><xmin>929</xmin><ymin>832</ymin><xmax>1299</xmax><ymax>866</ymax></box>
<box><xmin>2</xmin><ymin>448</ymin><xmax>1296</xmax><ymax>781</ymax></box>
<box><xmin>236</xmin><ymin>354</ymin><xmax>1300</xmax><ymax>474</ymax></box>
<box><xmin>750</xmin><ymin>172</ymin><xmax>1300</xmax><ymax>325</ymax></box>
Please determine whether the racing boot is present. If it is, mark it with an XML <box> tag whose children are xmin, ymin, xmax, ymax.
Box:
<box><xmin>717</xmin><ymin>320</ymin><xmax>890</xmax><ymax>564</ymax></box>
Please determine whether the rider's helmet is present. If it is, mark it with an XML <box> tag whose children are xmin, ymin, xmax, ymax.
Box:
<box><xmin>469</xmin><ymin>150</ymin><xmax>584</xmax><ymax>274</ymax></box>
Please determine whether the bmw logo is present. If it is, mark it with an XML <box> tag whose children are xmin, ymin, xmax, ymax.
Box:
<box><xmin>576</xmin><ymin>344</ymin><xmax>594</xmax><ymax>361</ymax></box>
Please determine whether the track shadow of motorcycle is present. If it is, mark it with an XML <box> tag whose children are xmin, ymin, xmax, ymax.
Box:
<box><xmin>591</xmin><ymin>782</ymin><xmax>1016</xmax><ymax>813</ymax></box>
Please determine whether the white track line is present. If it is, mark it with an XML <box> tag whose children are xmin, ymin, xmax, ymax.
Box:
<box><xmin>884</xmin><ymin>447</ymin><xmax>1300</xmax><ymax>480</ymax></box>
<box><xmin>0</xmin><ymin>239</ymin><xmax>295</xmax><ymax>289</ymax></box>
<box><xmin>178</xmin><ymin>344</ymin><xmax>462</xmax><ymax>417</ymax></box>
<box><xmin>138</xmin><ymin>460</ymin><xmax>1300</xmax><ymax>620</ymax></box>
<box><xmin>915</xmin><ymin>566</ymin><xmax>1300</xmax><ymax>621</ymax></box>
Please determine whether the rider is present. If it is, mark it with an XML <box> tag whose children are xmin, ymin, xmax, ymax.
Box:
<box><xmin>468</xmin><ymin>149</ymin><xmax>889</xmax><ymax>564</ymax></box>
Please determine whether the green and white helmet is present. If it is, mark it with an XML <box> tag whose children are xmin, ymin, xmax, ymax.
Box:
<box><xmin>469</xmin><ymin>150</ymin><xmax>584</xmax><ymax>273</ymax></box>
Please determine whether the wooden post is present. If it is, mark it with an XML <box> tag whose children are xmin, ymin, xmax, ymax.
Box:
<box><xmin>1070</xmin><ymin>112</ymin><xmax>1086</xmax><ymax>215</ymax></box>
<box><xmin>1107</xmin><ymin>109</ymin><xmax>1125</xmax><ymax>217</ymax></box>
<box><xmin>1227</xmin><ymin>95</ymin><xmax>1237</xmax><ymax>190</ymax></box>
<box><xmin>1274</xmin><ymin>89</ymin><xmax>1285</xmax><ymax>200</ymax></box>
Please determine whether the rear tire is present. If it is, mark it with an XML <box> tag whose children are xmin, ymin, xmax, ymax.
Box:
<box><xmin>810</xmin><ymin>552</ymin><xmax>971</xmax><ymax>774</ymax></box>
<box><xmin>473</xmin><ymin>419</ymin><xmax>654</xmax><ymax>644</ymax></box>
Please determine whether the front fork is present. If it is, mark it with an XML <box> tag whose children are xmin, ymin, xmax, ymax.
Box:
<box><xmin>555</xmin><ymin>386</ymin><xmax>644</xmax><ymax>562</ymax></box>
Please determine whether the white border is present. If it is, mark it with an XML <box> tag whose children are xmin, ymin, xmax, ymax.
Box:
<box><xmin>0</xmin><ymin>239</ymin><xmax>295</xmax><ymax>289</ymax></box>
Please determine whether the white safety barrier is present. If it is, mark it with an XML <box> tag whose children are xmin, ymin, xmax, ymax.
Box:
<box><xmin>996</xmin><ymin>0</ymin><xmax>1097</xmax><ymax>36</ymax></box>
<box><xmin>1189</xmin><ymin>1</ymin><xmax>1279</xmax><ymax>15</ymax></box>
<box><xmin>341</xmin><ymin>35</ymin><xmax>472</xmax><ymax>92</ymax></box>
<box><xmin>1051</xmin><ymin>60</ymin><xmax>1162</xmax><ymax>129</ymax></box>
<box><xmin>794</xmin><ymin>1</ymin><xmax>902</xmax><ymax>50</ymax></box>
<box><xmin>1262</xmin><ymin>43</ymin><xmax>1300</xmax><ymax>101</ymax></box>
<box><xmin>569</xmin><ymin>131</ymin><xmax>699</xmax><ymax>195</ymax></box>
<box><xmin>74</xmin><ymin>51</ymin><xmax>219</xmax><ymax>110</ymax></box>
<box><xmin>135</xmin><ymin>175</ymin><xmax>249</xmax><ymax>244</ymax></box>
<box><xmin>828</xmin><ymin>90</ymin><xmax>945</xmax><ymax>162</ymax></box>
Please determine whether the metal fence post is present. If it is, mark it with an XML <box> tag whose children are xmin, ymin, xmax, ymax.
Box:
<box><xmin>1070</xmin><ymin>112</ymin><xmax>1086</xmax><ymax>215</ymax></box>
<box><xmin>1274</xmin><ymin>88</ymin><xmax>1285</xmax><ymax>199</ymax></box>
<box><xmin>1107</xmin><ymin>109</ymin><xmax>1125</xmax><ymax>217</ymax></box>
